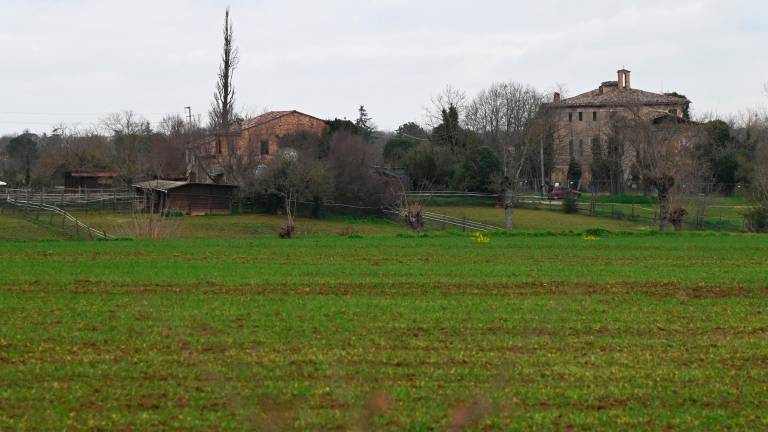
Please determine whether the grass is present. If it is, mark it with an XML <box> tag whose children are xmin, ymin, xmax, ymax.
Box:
<box><xmin>1</xmin><ymin>233</ymin><xmax>767</xmax><ymax>430</ymax></box>
<box><xmin>425</xmin><ymin>206</ymin><xmax>649</xmax><ymax>231</ymax></box>
<box><xmin>72</xmin><ymin>212</ymin><xmax>409</xmax><ymax>239</ymax></box>
<box><xmin>0</xmin><ymin>215</ymin><xmax>68</xmax><ymax>241</ymax></box>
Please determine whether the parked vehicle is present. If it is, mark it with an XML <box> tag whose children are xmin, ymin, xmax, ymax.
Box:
<box><xmin>548</xmin><ymin>186</ymin><xmax>582</xmax><ymax>199</ymax></box>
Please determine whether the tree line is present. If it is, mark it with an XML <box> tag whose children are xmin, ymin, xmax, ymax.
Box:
<box><xmin>2</xmin><ymin>6</ymin><xmax>767</xmax><ymax>232</ymax></box>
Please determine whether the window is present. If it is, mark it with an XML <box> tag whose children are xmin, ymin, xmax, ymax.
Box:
<box><xmin>578</xmin><ymin>112</ymin><xmax>583</xmax><ymax>121</ymax></box>
<box><xmin>579</xmin><ymin>139</ymin><xmax>584</xmax><ymax>157</ymax></box>
<box><xmin>260</xmin><ymin>140</ymin><xmax>269</xmax><ymax>155</ymax></box>
<box><xmin>568</xmin><ymin>139</ymin><xmax>574</xmax><ymax>158</ymax></box>
<box><xmin>568</xmin><ymin>112</ymin><xmax>573</xmax><ymax>122</ymax></box>
<box><xmin>593</xmin><ymin>111</ymin><xmax>597</xmax><ymax>121</ymax></box>
<box><xmin>215</xmin><ymin>139</ymin><xmax>222</xmax><ymax>155</ymax></box>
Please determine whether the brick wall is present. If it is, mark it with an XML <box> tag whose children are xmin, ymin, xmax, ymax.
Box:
<box><xmin>239</xmin><ymin>112</ymin><xmax>327</xmax><ymax>158</ymax></box>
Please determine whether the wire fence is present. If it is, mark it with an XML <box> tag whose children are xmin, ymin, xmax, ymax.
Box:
<box><xmin>513</xmin><ymin>194</ymin><xmax>747</xmax><ymax>232</ymax></box>
<box><xmin>3</xmin><ymin>188</ymin><xmax>134</xmax><ymax>212</ymax></box>
<box><xmin>1</xmin><ymin>187</ymin><xmax>751</xmax><ymax>233</ymax></box>
<box><xmin>1</xmin><ymin>197</ymin><xmax>114</xmax><ymax>240</ymax></box>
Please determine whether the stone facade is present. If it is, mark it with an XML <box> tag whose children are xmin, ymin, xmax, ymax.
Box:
<box><xmin>546</xmin><ymin>69</ymin><xmax>690</xmax><ymax>187</ymax></box>
<box><xmin>187</xmin><ymin>110</ymin><xmax>327</xmax><ymax>183</ymax></box>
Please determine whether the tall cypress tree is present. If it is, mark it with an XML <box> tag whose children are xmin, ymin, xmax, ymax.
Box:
<box><xmin>208</xmin><ymin>8</ymin><xmax>239</xmax><ymax>130</ymax></box>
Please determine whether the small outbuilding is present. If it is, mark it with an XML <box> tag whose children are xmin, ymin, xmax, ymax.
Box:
<box><xmin>64</xmin><ymin>171</ymin><xmax>118</xmax><ymax>189</ymax></box>
<box><xmin>133</xmin><ymin>180</ymin><xmax>238</xmax><ymax>215</ymax></box>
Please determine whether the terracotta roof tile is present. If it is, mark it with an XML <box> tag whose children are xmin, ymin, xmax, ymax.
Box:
<box><xmin>241</xmin><ymin>111</ymin><xmax>294</xmax><ymax>129</ymax></box>
<box><xmin>550</xmin><ymin>87</ymin><xmax>689</xmax><ymax>108</ymax></box>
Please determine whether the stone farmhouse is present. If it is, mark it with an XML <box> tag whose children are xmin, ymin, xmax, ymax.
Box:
<box><xmin>546</xmin><ymin>69</ymin><xmax>690</xmax><ymax>187</ymax></box>
<box><xmin>187</xmin><ymin>110</ymin><xmax>327</xmax><ymax>183</ymax></box>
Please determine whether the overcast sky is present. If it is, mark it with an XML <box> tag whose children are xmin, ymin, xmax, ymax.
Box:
<box><xmin>1</xmin><ymin>0</ymin><xmax>766</xmax><ymax>135</ymax></box>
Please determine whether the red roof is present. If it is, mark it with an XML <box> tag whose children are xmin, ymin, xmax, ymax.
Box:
<box><xmin>240</xmin><ymin>110</ymin><xmax>325</xmax><ymax>130</ymax></box>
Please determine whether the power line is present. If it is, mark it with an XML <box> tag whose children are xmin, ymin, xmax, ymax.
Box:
<box><xmin>0</xmin><ymin>110</ymin><xmax>185</xmax><ymax>116</ymax></box>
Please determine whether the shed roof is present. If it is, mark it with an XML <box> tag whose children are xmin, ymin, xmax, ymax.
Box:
<box><xmin>133</xmin><ymin>180</ymin><xmax>238</xmax><ymax>192</ymax></box>
<box><xmin>66</xmin><ymin>171</ymin><xmax>118</xmax><ymax>178</ymax></box>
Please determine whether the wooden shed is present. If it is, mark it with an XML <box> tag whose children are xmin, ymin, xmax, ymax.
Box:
<box><xmin>133</xmin><ymin>180</ymin><xmax>238</xmax><ymax>215</ymax></box>
<box><xmin>64</xmin><ymin>171</ymin><xmax>118</xmax><ymax>189</ymax></box>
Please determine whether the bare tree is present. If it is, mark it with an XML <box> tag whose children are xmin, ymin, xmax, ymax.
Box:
<box><xmin>218</xmin><ymin>136</ymin><xmax>264</xmax><ymax>198</ymax></box>
<box><xmin>751</xmin><ymin>138</ymin><xmax>768</xmax><ymax>204</ymax></box>
<box><xmin>425</xmin><ymin>85</ymin><xmax>467</xmax><ymax>129</ymax></box>
<box><xmin>139</xmin><ymin>114</ymin><xmax>187</xmax><ymax>179</ymax></box>
<box><xmin>257</xmin><ymin>150</ymin><xmax>332</xmax><ymax>238</ymax></box>
<box><xmin>33</xmin><ymin>126</ymin><xmax>112</xmax><ymax>186</ymax></box>
<box><xmin>617</xmin><ymin>107</ymin><xmax>697</xmax><ymax>231</ymax></box>
<box><xmin>208</xmin><ymin>7</ymin><xmax>239</xmax><ymax>130</ymax></box>
<box><xmin>465</xmin><ymin>82</ymin><xmax>544</xmax><ymax>228</ymax></box>
<box><xmin>325</xmin><ymin>132</ymin><xmax>391</xmax><ymax>208</ymax></box>
<box><xmin>101</xmin><ymin>111</ymin><xmax>152</xmax><ymax>185</ymax></box>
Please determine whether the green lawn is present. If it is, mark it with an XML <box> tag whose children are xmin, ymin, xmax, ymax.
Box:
<box><xmin>1</xmin><ymin>233</ymin><xmax>767</xmax><ymax>430</ymax></box>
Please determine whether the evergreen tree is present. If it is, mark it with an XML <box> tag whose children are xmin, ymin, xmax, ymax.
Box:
<box><xmin>354</xmin><ymin>105</ymin><xmax>376</xmax><ymax>143</ymax></box>
<box><xmin>567</xmin><ymin>158</ymin><xmax>582</xmax><ymax>189</ymax></box>
<box><xmin>208</xmin><ymin>8</ymin><xmax>239</xmax><ymax>130</ymax></box>
<box><xmin>432</xmin><ymin>105</ymin><xmax>462</xmax><ymax>150</ymax></box>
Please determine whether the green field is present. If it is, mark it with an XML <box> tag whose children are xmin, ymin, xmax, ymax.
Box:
<box><xmin>1</xmin><ymin>232</ymin><xmax>767</xmax><ymax>430</ymax></box>
<box><xmin>0</xmin><ymin>208</ymin><xmax>655</xmax><ymax>242</ymax></box>
<box><xmin>0</xmin><ymin>215</ymin><xmax>68</xmax><ymax>241</ymax></box>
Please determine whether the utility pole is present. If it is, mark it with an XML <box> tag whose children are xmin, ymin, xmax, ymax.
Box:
<box><xmin>185</xmin><ymin>106</ymin><xmax>193</xmax><ymax>180</ymax></box>
<box><xmin>185</xmin><ymin>106</ymin><xmax>193</xmax><ymax>131</ymax></box>
<box><xmin>540</xmin><ymin>137</ymin><xmax>546</xmax><ymax>198</ymax></box>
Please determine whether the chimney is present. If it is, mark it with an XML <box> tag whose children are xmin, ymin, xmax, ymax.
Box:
<box><xmin>618</xmin><ymin>68</ymin><xmax>631</xmax><ymax>90</ymax></box>
<box><xmin>553</xmin><ymin>92</ymin><xmax>561</xmax><ymax>103</ymax></box>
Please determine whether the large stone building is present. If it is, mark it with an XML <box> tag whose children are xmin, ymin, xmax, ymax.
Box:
<box><xmin>546</xmin><ymin>69</ymin><xmax>690</xmax><ymax>187</ymax></box>
<box><xmin>187</xmin><ymin>110</ymin><xmax>327</xmax><ymax>183</ymax></box>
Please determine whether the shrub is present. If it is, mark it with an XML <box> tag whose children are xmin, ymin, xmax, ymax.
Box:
<box><xmin>583</xmin><ymin>228</ymin><xmax>611</xmax><ymax>238</ymax></box>
<box><xmin>563</xmin><ymin>195</ymin><xmax>579</xmax><ymax>214</ymax></box>
<box><xmin>162</xmin><ymin>208</ymin><xmax>183</xmax><ymax>218</ymax></box>
<box><xmin>744</xmin><ymin>206</ymin><xmax>768</xmax><ymax>232</ymax></box>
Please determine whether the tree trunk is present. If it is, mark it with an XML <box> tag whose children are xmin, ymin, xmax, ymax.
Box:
<box><xmin>312</xmin><ymin>196</ymin><xmax>321</xmax><ymax>219</ymax></box>
<box><xmin>504</xmin><ymin>187</ymin><xmax>514</xmax><ymax>229</ymax></box>
<box><xmin>658</xmin><ymin>189</ymin><xmax>670</xmax><ymax>231</ymax></box>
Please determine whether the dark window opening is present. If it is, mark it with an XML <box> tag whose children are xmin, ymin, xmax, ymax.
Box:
<box><xmin>568</xmin><ymin>113</ymin><xmax>573</xmax><ymax>122</ymax></box>
<box><xmin>260</xmin><ymin>140</ymin><xmax>270</xmax><ymax>155</ymax></box>
<box><xmin>215</xmin><ymin>139</ymin><xmax>222</xmax><ymax>155</ymax></box>
<box><xmin>579</xmin><ymin>139</ymin><xmax>584</xmax><ymax>157</ymax></box>
<box><xmin>578</xmin><ymin>112</ymin><xmax>583</xmax><ymax>121</ymax></box>
<box><xmin>593</xmin><ymin>111</ymin><xmax>597</xmax><ymax>121</ymax></box>
<box><xmin>568</xmin><ymin>139</ymin><xmax>574</xmax><ymax>158</ymax></box>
